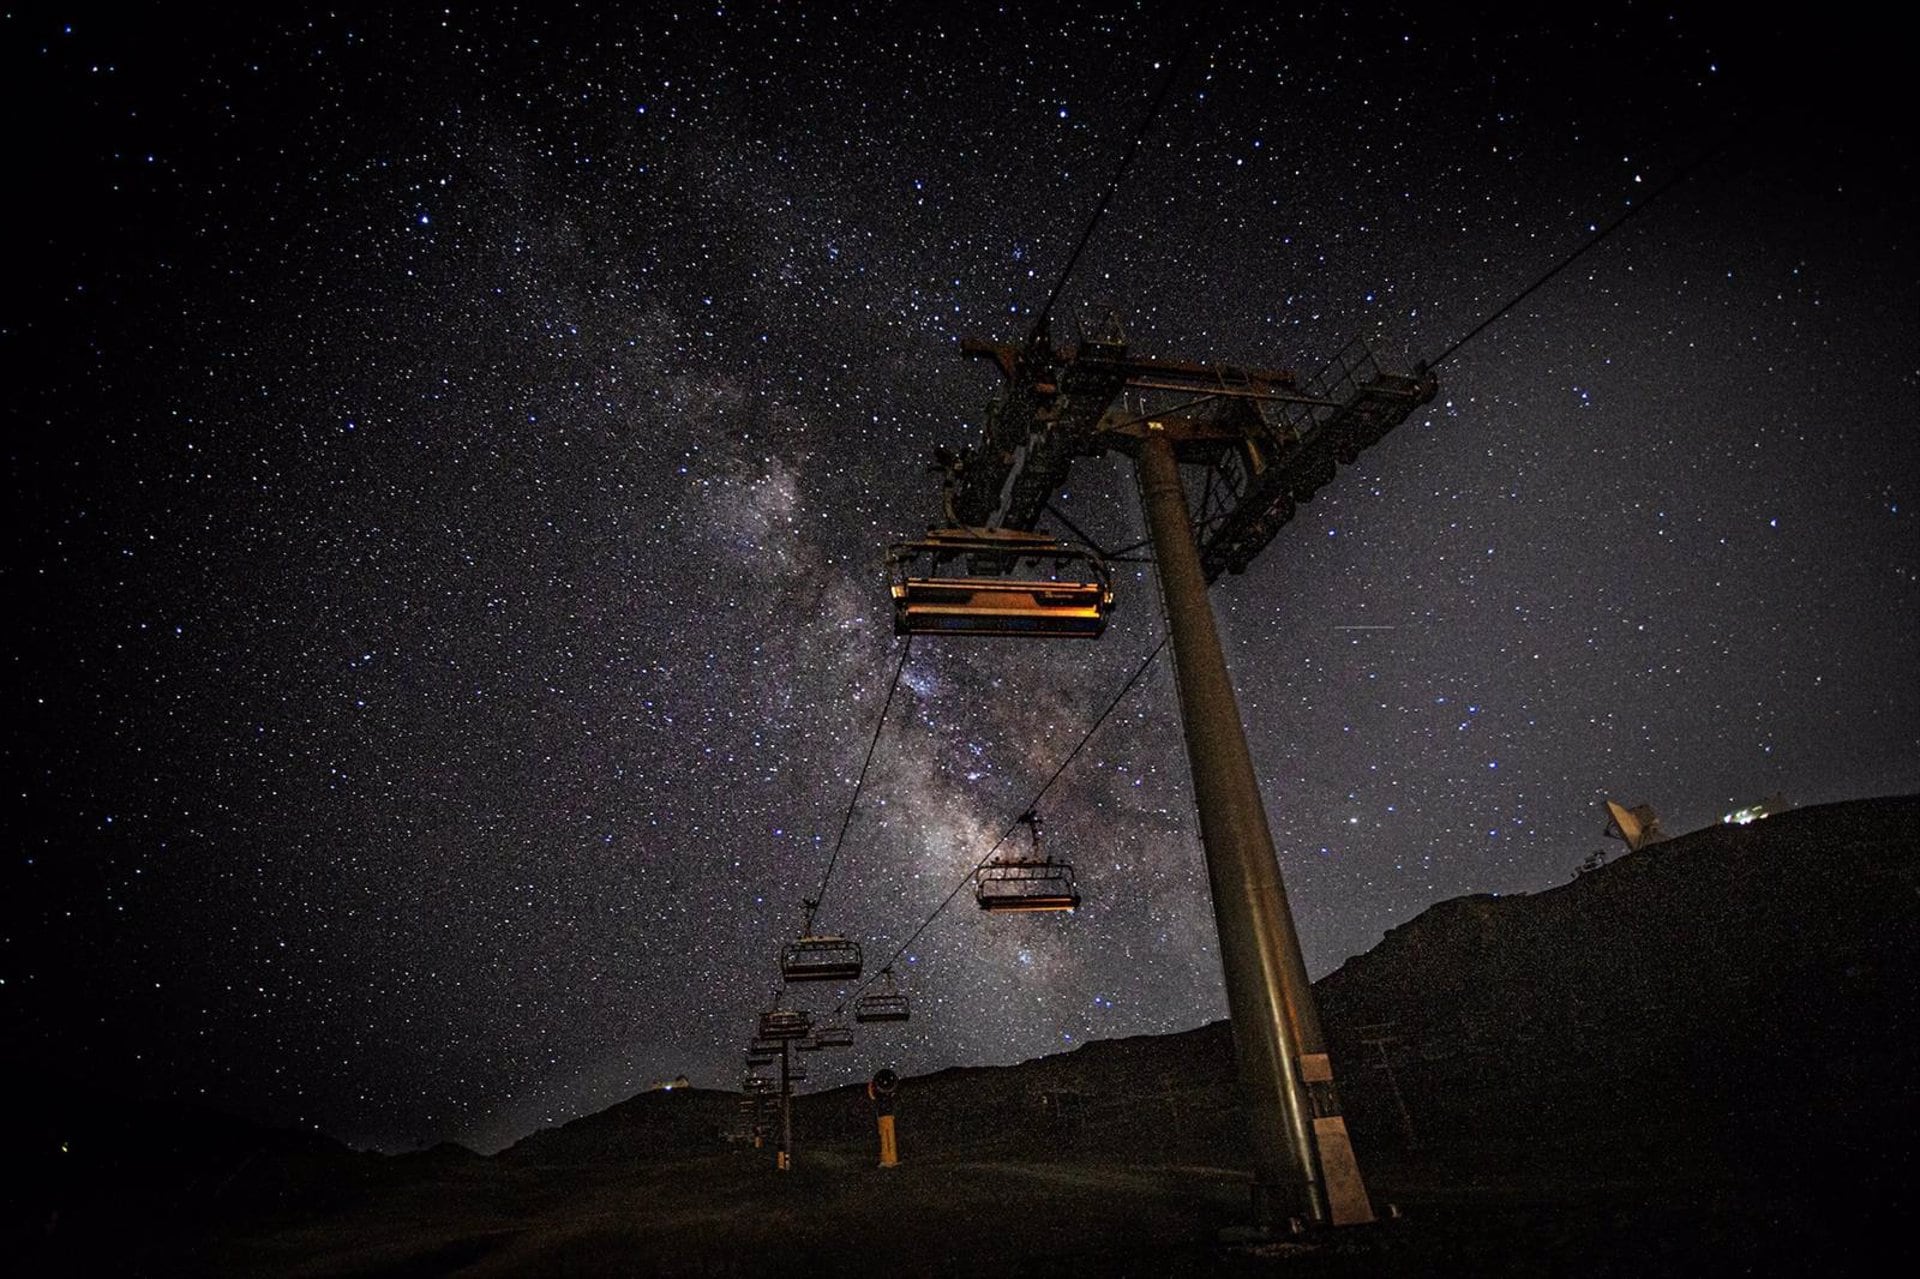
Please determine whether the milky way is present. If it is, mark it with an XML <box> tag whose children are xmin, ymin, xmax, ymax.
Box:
<box><xmin>7</xmin><ymin>5</ymin><xmax>1913</xmax><ymax>1152</ymax></box>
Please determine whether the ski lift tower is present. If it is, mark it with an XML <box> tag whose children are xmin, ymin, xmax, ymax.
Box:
<box><xmin>932</xmin><ymin>316</ymin><xmax>1435</xmax><ymax>1229</ymax></box>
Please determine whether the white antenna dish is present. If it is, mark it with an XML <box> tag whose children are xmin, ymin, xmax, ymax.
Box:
<box><xmin>1603</xmin><ymin>800</ymin><xmax>1666</xmax><ymax>852</ymax></box>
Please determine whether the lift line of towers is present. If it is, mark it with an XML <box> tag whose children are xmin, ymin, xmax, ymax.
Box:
<box><xmin>739</xmin><ymin>313</ymin><xmax>1436</xmax><ymax>1229</ymax></box>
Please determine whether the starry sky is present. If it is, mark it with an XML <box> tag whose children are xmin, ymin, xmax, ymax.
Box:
<box><xmin>6</xmin><ymin>5</ymin><xmax>1914</xmax><ymax>1153</ymax></box>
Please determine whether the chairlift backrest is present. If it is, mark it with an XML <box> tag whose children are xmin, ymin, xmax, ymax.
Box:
<box><xmin>975</xmin><ymin>809</ymin><xmax>1079</xmax><ymax>910</ymax></box>
<box><xmin>781</xmin><ymin>934</ymin><xmax>864</xmax><ymax>983</ymax></box>
<box><xmin>758</xmin><ymin>1008</ymin><xmax>813</xmax><ymax>1040</ymax></box>
<box><xmin>976</xmin><ymin>859</ymin><xmax>1080</xmax><ymax>912</ymax></box>
<box><xmin>853</xmin><ymin>991</ymin><xmax>911</xmax><ymax>1023</ymax></box>
<box><xmin>853</xmin><ymin>969</ymin><xmax>911</xmax><ymax>1023</ymax></box>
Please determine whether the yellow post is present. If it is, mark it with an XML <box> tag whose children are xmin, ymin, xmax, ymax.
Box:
<box><xmin>877</xmin><ymin>1114</ymin><xmax>898</xmax><ymax>1167</ymax></box>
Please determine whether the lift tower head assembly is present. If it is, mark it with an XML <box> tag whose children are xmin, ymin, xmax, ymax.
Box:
<box><xmin>918</xmin><ymin>316</ymin><xmax>1435</xmax><ymax>1230</ymax></box>
<box><xmin>950</xmin><ymin>317</ymin><xmax>1435</xmax><ymax>579</ymax></box>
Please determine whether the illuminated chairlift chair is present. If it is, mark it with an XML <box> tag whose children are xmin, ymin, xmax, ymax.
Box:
<box><xmin>853</xmin><ymin>968</ymin><xmax>911</xmax><ymax>1024</ymax></box>
<box><xmin>976</xmin><ymin>810</ymin><xmax>1081</xmax><ymax>912</ymax></box>
<box><xmin>743</xmin><ymin>1074</ymin><xmax>776</xmax><ymax>1095</ymax></box>
<box><xmin>887</xmin><ymin>527</ymin><xmax>1113</xmax><ymax>638</ymax></box>
<box><xmin>758</xmin><ymin>1008</ymin><xmax>813</xmax><ymax>1041</ymax></box>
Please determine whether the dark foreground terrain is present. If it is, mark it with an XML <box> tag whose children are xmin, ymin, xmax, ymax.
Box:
<box><xmin>11</xmin><ymin>796</ymin><xmax>1917</xmax><ymax>1275</ymax></box>
<box><xmin>40</xmin><ymin>1141</ymin><xmax>1901</xmax><ymax>1277</ymax></box>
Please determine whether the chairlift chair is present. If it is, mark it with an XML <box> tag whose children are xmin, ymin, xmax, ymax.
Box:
<box><xmin>853</xmin><ymin>968</ymin><xmax>911</xmax><ymax>1024</ymax></box>
<box><xmin>781</xmin><ymin>933</ymin><xmax>864</xmax><ymax>983</ymax></box>
<box><xmin>976</xmin><ymin>809</ymin><xmax>1081</xmax><ymax>912</ymax></box>
<box><xmin>887</xmin><ymin>527</ymin><xmax>1113</xmax><ymax>638</ymax></box>
<box><xmin>758</xmin><ymin>1008</ymin><xmax>813</xmax><ymax>1041</ymax></box>
<box><xmin>745</xmin><ymin>1047</ymin><xmax>778</xmax><ymax>1067</ymax></box>
<box><xmin>811</xmin><ymin>1023</ymin><xmax>855</xmax><ymax>1049</ymax></box>
<box><xmin>976</xmin><ymin>860</ymin><xmax>1081</xmax><ymax>912</ymax></box>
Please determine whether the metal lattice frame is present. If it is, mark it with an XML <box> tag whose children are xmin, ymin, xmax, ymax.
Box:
<box><xmin>939</xmin><ymin>324</ymin><xmax>1434</xmax><ymax>582</ymax></box>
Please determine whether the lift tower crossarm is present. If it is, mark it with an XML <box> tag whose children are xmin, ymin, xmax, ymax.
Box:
<box><xmin>950</xmin><ymin>329</ymin><xmax>1436</xmax><ymax>580</ymax></box>
<box><xmin>962</xmin><ymin>337</ymin><xmax>1301</xmax><ymax>396</ymax></box>
<box><xmin>952</xmin><ymin>331</ymin><xmax>1311</xmax><ymax>535</ymax></box>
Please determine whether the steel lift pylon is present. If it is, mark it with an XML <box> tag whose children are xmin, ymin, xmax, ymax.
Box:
<box><xmin>923</xmin><ymin>315</ymin><xmax>1435</xmax><ymax>1229</ymax></box>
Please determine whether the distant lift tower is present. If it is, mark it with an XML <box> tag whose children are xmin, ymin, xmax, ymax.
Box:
<box><xmin>928</xmin><ymin>317</ymin><xmax>1435</xmax><ymax>1229</ymax></box>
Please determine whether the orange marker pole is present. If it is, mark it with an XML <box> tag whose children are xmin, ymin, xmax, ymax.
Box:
<box><xmin>869</xmin><ymin>1068</ymin><xmax>899</xmax><ymax>1168</ymax></box>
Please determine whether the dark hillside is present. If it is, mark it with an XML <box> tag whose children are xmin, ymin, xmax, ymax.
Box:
<box><xmin>1318</xmin><ymin>794</ymin><xmax>1919</xmax><ymax>1186</ymax></box>
<box><xmin>18</xmin><ymin>795</ymin><xmax>1916</xmax><ymax>1275</ymax></box>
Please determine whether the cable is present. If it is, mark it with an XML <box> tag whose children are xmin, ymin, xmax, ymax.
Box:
<box><xmin>766</xmin><ymin>10</ymin><xmax>1195</xmax><ymax>998</ymax></box>
<box><xmin>805</xmin><ymin>634</ymin><xmax>914</xmax><ymax>933</ymax></box>
<box><xmin>836</xmin><ymin>634</ymin><xmax>1170</xmax><ymax>1014</ymax></box>
<box><xmin>1029</xmin><ymin>19</ymin><xmax>1203</xmax><ymax>341</ymax></box>
<box><xmin>1426</xmin><ymin>125</ymin><xmax>1746</xmax><ymax>369</ymax></box>
<box><xmin>759</xmin><ymin>631</ymin><xmax>909</xmax><ymax>1017</ymax></box>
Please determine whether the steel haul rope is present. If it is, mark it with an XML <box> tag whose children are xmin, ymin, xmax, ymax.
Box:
<box><xmin>1029</xmin><ymin>15</ymin><xmax>1204</xmax><ymax>340</ymax></box>
<box><xmin>804</xmin><ymin>634</ymin><xmax>914</xmax><ymax>933</ymax></box>
<box><xmin>1427</xmin><ymin>125</ymin><xmax>1747</xmax><ymax>369</ymax></box>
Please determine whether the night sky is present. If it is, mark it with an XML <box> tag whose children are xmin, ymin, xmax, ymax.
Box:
<box><xmin>7</xmin><ymin>5</ymin><xmax>1913</xmax><ymax>1154</ymax></box>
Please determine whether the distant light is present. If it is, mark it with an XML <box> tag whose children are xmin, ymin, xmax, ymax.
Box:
<box><xmin>1722</xmin><ymin>805</ymin><xmax>1771</xmax><ymax>825</ymax></box>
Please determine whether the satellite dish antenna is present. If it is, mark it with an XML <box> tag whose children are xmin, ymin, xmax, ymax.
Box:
<box><xmin>1603</xmin><ymin>800</ymin><xmax>1665</xmax><ymax>852</ymax></box>
<box><xmin>1604</xmin><ymin>801</ymin><xmax>1643</xmax><ymax>848</ymax></box>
